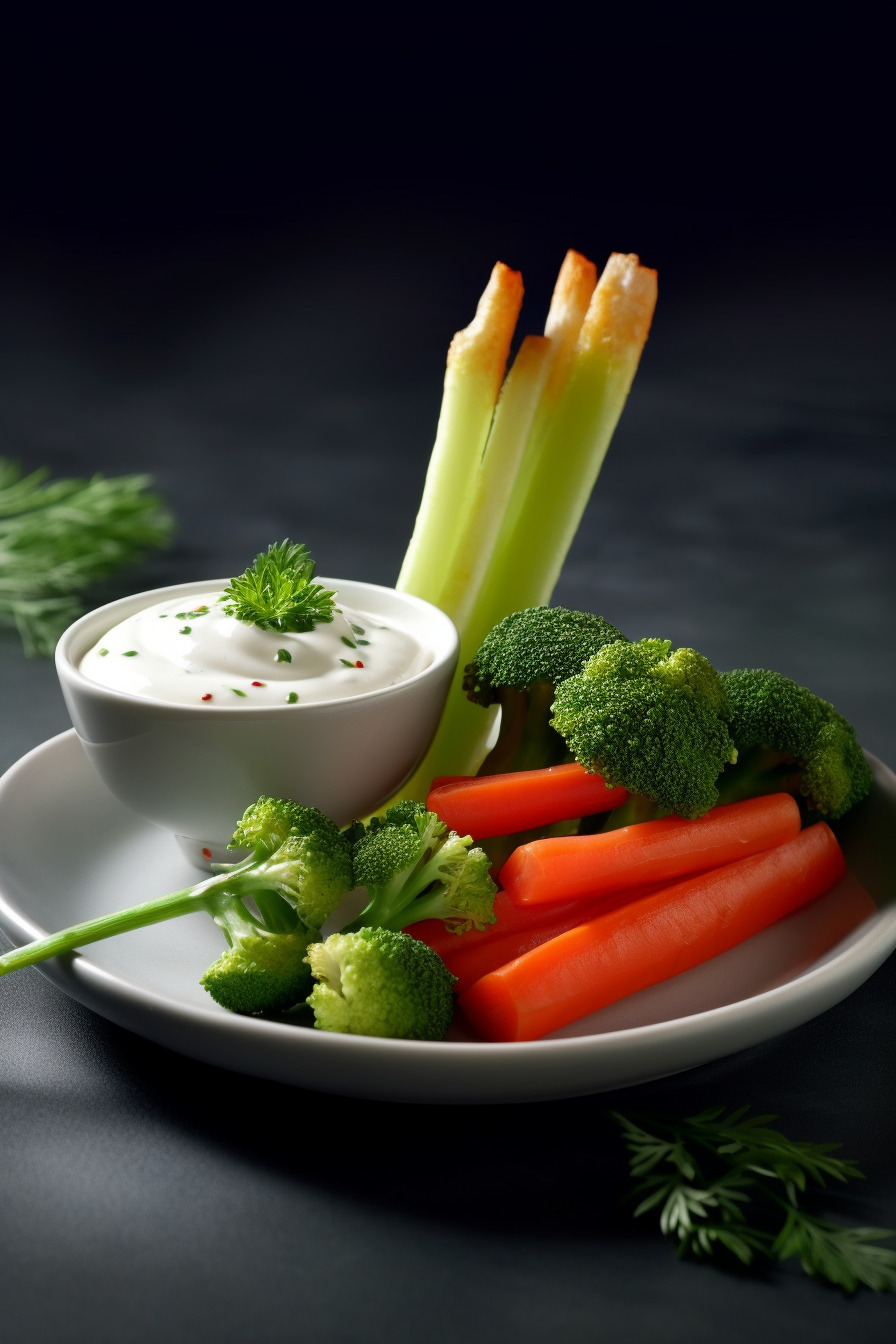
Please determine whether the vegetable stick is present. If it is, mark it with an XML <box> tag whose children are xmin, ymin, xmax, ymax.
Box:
<box><xmin>459</xmin><ymin>819</ymin><xmax>847</xmax><ymax>1042</ymax></box>
<box><xmin>436</xmin><ymin>334</ymin><xmax>553</xmax><ymax>628</ymax></box>
<box><xmin>407</xmin><ymin>887</ymin><xmax>625</xmax><ymax>958</ymax></box>
<box><xmin>500</xmin><ymin>793</ymin><xmax>802</xmax><ymax>907</ymax></box>
<box><xmin>436</xmin><ymin>889</ymin><xmax>645</xmax><ymax>996</ymax></box>
<box><xmin>392</xmin><ymin>250</ymin><xmax>655</xmax><ymax>798</ymax></box>
<box><xmin>426</xmin><ymin>761</ymin><xmax>629</xmax><ymax>840</ymax></box>
<box><xmin>541</xmin><ymin>248</ymin><xmax>599</xmax><ymax>402</ymax></box>
<box><xmin>470</xmin><ymin>252</ymin><xmax>658</xmax><ymax>628</ymax></box>
<box><xmin>396</xmin><ymin>261</ymin><xmax>524</xmax><ymax>609</ymax></box>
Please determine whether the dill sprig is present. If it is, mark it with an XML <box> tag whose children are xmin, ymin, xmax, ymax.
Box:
<box><xmin>0</xmin><ymin>458</ymin><xmax>174</xmax><ymax>657</ymax></box>
<box><xmin>221</xmin><ymin>541</ymin><xmax>336</xmax><ymax>633</ymax></box>
<box><xmin>610</xmin><ymin>1105</ymin><xmax>896</xmax><ymax>1293</ymax></box>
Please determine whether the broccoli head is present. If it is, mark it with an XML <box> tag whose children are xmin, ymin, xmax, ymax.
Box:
<box><xmin>223</xmin><ymin>797</ymin><xmax>354</xmax><ymax>929</ymax></box>
<box><xmin>305</xmin><ymin>926</ymin><xmax>457</xmax><ymax>1040</ymax></box>
<box><xmin>229</xmin><ymin>795</ymin><xmax>323</xmax><ymax>859</ymax></box>
<box><xmin>200</xmin><ymin>891</ymin><xmax>317</xmax><ymax>1015</ymax></box>
<box><xmin>463</xmin><ymin>605</ymin><xmax>628</xmax><ymax>775</ymax></box>
<box><xmin>343</xmin><ymin>799</ymin><xmax>497</xmax><ymax>935</ymax></box>
<box><xmin>718</xmin><ymin>667</ymin><xmax>872</xmax><ymax>819</ymax></box>
<box><xmin>550</xmin><ymin>637</ymin><xmax>738</xmax><ymax>820</ymax></box>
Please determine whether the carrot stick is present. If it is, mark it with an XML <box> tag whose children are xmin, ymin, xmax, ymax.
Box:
<box><xmin>499</xmin><ymin>793</ymin><xmax>802</xmax><ymax>906</ymax></box>
<box><xmin>459</xmin><ymin>820</ymin><xmax>847</xmax><ymax>1042</ymax></box>
<box><xmin>406</xmin><ymin>887</ymin><xmax>630</xmax><ymax>959</ymax></box>
<box><xmin>427</xmin><ymin>761</ymin><xmax>629</xmax><ymax>840</ymax></box>
<box><xmin>438</xmin><ymin>889</ymin><xmax>644</xmax><ymax>996</ymax></box>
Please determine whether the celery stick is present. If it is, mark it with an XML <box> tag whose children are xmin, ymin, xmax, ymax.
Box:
<box><xmin>395</xmin><ymin>261</ymin><xmax>524</xmax><ymax>607</ymax></box>
<box><xmin>473</xmin><ymin>252</ymin><xmax>657</xmax><ymax>622</ymax></box>
<box><xmin>395</xmin><ymin>251</ymin><xmax>657</xmax><ymax>797</ymax></box>
<box><xmin>437</xmin><ymin>334</ymin><xmax>552</xmax><ymax>628</ymax></box>
<box><xmin>541</xmin><ymin>248</ymin><xmax>598</xmax><ymax>406</ymax></box>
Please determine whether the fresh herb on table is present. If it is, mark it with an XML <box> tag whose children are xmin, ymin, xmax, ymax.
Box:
<box><xmin>611</xmin><ymin>1105</ymin><xmax>896</xmax><ymax>1292</ymax></box>
<box><xmin>0</xmin><ymin>457</ymin><xmax>174</xmax><ymax>656</ymax></box>
<box><xmin>220</xmin><ymin>540</ymin><xmax>337</xmax><ymax>632</ymax></box>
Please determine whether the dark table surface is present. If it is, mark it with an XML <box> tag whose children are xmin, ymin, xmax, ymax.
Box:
<box><xmin>2</xmin><ymin>11</ymin><xmax>895</xmax><ymax>1342</ymax></box>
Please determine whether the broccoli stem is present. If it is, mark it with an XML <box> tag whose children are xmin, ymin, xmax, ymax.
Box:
<box><xmin>715</xmin><ymin>747</ymin><xmax>808</xmax><ymax>810</ymax></box>
<box><xmin>476</xmin><ymin>684</ymin><xmax>572</xmax><ymax>776</ymax></box>
<box><xmin>0</xmin><ymin>863</ymin><xmax>260</xmax><ymax>977</ymax></box>
<box><xmin>0</xmin><ymin>883</ymin><xmax>212</xmax><ymax>975</ymax></box>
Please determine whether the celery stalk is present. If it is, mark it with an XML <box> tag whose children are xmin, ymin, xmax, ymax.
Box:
<box><xmin>477</xmin><ymin>253</ymin><xmax>658</xmax><ymax>617</ymax></box>
<box><xmin>396</xmin><ymin>261</ymin><xmax>524</xmax><ymax>607</ymax></box>
<box><xmin>394</xmin><ymin>251</ymin><xmax>657</xmax><ymax>799</ymax></box>
<box><xmin>436</xmin><ymin>333</ymin><xmax>553</xmax><ymax>628</ymax></box>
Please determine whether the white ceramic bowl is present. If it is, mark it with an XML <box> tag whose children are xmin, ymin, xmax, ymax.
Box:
<box><xmin>55</xmin><ymin>577</ymin><xmax>458</xmax><ymax>866</ymax></box>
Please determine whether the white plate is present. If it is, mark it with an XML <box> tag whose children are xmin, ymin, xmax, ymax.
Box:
<box><xmin>1</xmin><ymin>730</ymin><xmax>895</xmax><ymax>1104</ymax></box>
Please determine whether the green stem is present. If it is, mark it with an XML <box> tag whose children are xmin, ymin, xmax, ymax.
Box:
<box><xmin>0</xmin><ymin>873</ymin><xmax>226</xmax><ymax>977</ymax></box>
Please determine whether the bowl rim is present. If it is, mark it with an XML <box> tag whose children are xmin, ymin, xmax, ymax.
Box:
<box><xmin>55</xmin><ymin>575</ymin><xmax>459</xmax><ymax>717</ymax></box>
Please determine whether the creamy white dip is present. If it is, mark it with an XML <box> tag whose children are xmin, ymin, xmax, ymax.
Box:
<box><xmin>79</xmin><ymin>590</ymin><xmax>431</xmax><ymax>706</ymax></box>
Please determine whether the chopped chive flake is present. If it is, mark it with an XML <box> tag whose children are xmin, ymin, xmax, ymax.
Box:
<box><xmin>179</xmin><ymin>626</ymin><xmax>191</xmax><ymax>634</ymax></box>
<box><xmin>350</xmin><ymin>623</ymin><xmax>366</xmax><ymax>635</ymax></box>
<box><xmin>356</xmin><ymin>638</ymin><xmax>370</xmax><ymax>646</ymax></box>
<box><xmin>98</xmin><ymin>648</ymin><xmax>109</xmax><ymax>656</ymax></box>
<box><xmin>339</xmin><ymin>658</ymin><xmax>356</xmax><ymax>668</ymax></box>
<box><xmin>275</xmin><ymin>648</ymin><xmax>292</xmax><ymax>663</ymax></box>
<box><xmin>122</xmin><ymin>650</ymin><xmax>138</xmax><ymax>657</ymax></box>
<box><xmin>286</xmin><ymin>692</ymin><xmax>299</xmax><ymax>704</ymax></box>
<box><xmin>229</xmin><ymin>687</ymin><xmax>247</xmax><ymax>697</ymax></box>
<box><xmin>340</xmin><ymin>636</ymin><xmax>356</xmax><ymax>648</ymax></box>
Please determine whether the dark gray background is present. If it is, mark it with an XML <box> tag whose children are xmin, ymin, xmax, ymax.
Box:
<box><xmin>1</xmin><ymin>7</ymin><xmax>894</xmax><ymax>1342</ymax></box>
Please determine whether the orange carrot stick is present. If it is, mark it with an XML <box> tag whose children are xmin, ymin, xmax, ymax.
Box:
<box><xmin>499</xmin><ymin>793</ymin><xmax>802</xmax><ymax>906</ymax></box>
<box><xmin>439</xmin><ymin>889</ymin><xmax>643</xmax><ymax>995</ymax></box>
<box><xmin>426</xmin><ymin>761</ymin><xmax>629</xmax><ymax>840</ymax></box>
<box><xmin>459</xmin><ymin>819</ymin><xmax>847</xmax><ymax>1042</ymax></box>
<box><xmin>405</xmin><ymin>888</ymin><xmax>615</xmax><ymax>958</ymax></box>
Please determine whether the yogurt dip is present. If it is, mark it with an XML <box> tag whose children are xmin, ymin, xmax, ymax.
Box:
<box><xmin>79</xmin><ymin>589</ymin><xmax>431</xmax><ymax>707</ymax></box>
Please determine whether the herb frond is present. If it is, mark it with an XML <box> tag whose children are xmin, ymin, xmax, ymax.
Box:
<box><xmin>221</xmin><ymin>541</ymin><xmax>336</xmax><ymax>633</ymax></box>
<box><xmin>610</xmin><ymin>1106</ymin><xmax>896</xmax><ymax>1293</ymax></box>
<box><xmin>0</xmin><ymin>458</ymin><xmax>174</xmax><ymax>656</ymax></box>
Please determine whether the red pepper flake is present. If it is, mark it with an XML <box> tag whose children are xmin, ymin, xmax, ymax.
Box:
<box><xmin>354</xmin><ymin>660</ymin><xmax>364</xmax><ymax>668</ymax></box>
<box><xmin>251</xmin><ymin>680</ymin><xmax>265</xmax><ymax>687</ymax></box>
<box><xmin>201</xmin><ymin>693</ymin><xmax>213</xmax><ymax>701</ymax></box>
<box><xmin>201</xmin><ymin>847</ymin><xmax>212</xmax><ymax>860</ymax></box>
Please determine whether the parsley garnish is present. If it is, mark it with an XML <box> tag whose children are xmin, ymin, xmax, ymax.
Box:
<box><xmin>0</xmin><ymin>457</ymin><xmax>173</xmax><ymax>657</ymax></box>
<box><xmin>220</xmin><ymin>541</ymin><xmax>336</xmax><ymax>633</ymax></box>
<box><xmin>611</xmin><ymin>1105</ymin><xmax>896</xmax><ymax>1292</ymax></box>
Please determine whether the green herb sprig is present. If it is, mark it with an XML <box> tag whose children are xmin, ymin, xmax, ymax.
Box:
<box><xmin>221</xmin><ymin>541</ymin><xmax>336</xmax><ymax>633</ymax></box>
<box><xmin>611</xmin><ymin>1105</ymin><xmax>896</xmax><ymax>1292</ymax></box>
<box><xmin>0</xmin><ymin>458</ymin><xmax>174</xmax><ymax>657</ymax></box>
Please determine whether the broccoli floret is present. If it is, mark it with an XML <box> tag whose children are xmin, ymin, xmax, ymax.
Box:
<box><xmin>229</xmin><ymin>795</ymin><xmax>324</xmax><ymax>859</ymax></box>
<box><xmin>463</xmin><ymin>606</ymin><xmax>628</xmax><ymax>775</ymax></box>
<box><xmin>305</xmin><ymin>927</ymin><xmax>457</xmax><ymax>1040</ymax></box>
<box><xmin>717</xmin><ymin>668</ymin><xmax>872</xmax><ymax>819</ymax></box>
<box><xmin>0</xmin><ymin>795</ymin><xmax>355</xmax><ymax>1017</ymax></box>
<box><xmin>550</xmin><ymin>637</ymin><xmax>738</xmax><ymax>821</ymax></box>
<box><xmin>199</xmin><ymin>892</ymin><xmax>317</xmax><ymax>1015</ymax></box>
<box><xmin>342</xmin><ymin>800</ymin><xmax>497</xmax><ymax>935</ymax></box>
